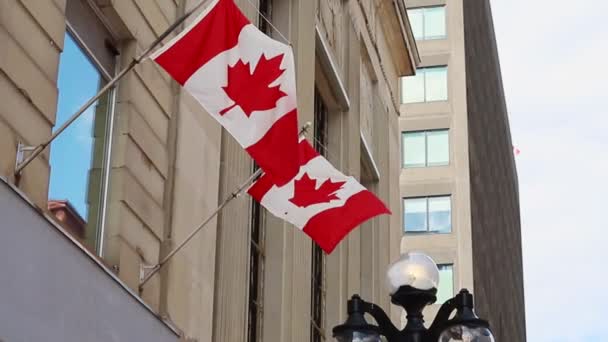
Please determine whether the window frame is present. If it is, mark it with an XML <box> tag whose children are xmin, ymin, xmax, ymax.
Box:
<box><xmin>402</xmin><ymin>129</ymin><xmax>450</xmax><ymax>168</ymax></box>
<box><xmin>247</xmin><ymin>2</ymin><xmax>273</xmax><ymax>340</ymax></box>
<box><xmin>64</xmin><ymin>23</ymin><xmax>113</xmax><ymax>81</ymax></box>
<box><xmin>407</xmin><ymin>5</ymin><xmax>447</xmax><ymax>41</ymax></box>
<box><xmin>50</xmin><ymin>0</ymin><xmax>119</xmax><ymax>256</ymax></box>
<box><xmin>403</xmin><ymin>195</ymin><xmax>452</xmax><ymax>234</ymax></box>
<box><xmin>401</xmin><ymin>66</ymin><xmax>449</xmax><ymax>104</ymax></box>
<box><xmin>436</xmin><ymin>263</ymin><xmax>455</xmax><ymax>304</ymax></box>
<box><xmin>65</xmin><ymin>0</ymin><xmax>118</xmax><ymax>81</ymax></box>
<box><xmin>310</xmin><ymin>87</ymin><xmax>328</xmax><ymax>342</ymax></box>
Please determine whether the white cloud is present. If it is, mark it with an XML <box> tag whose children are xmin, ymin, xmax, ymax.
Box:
<box><xmin>72</xmin><ymin>107</ymin><xmax>95</xmax><ymax>146</ymax></box>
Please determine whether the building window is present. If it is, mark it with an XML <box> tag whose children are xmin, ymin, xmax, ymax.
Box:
<box><xmin>49</xmin><ymin>0</ymin><xmax>117</xmax><ymax>252</ymax></box>
<box><xmin>402</xmin><ymin>130</ymin><xmax>449</xmax><ymax>168</ymax></box>
<box><xmin>436</xmin><ymin>264</ymin><xmax>454</xmax><ymax>303</ymax></box>
<box><xmin>247</xmin><ymin>191</ymin><xmax>265</xmax><ymax>342</ymax></box>
<box><xmin>311</xmin><ymin>88</ymin><xmax>328</xmax><ymax>342</ymax></box>
<box><xmin>403</xmin><ymin>196</ymin><xmax>451</xmax><ymax>233</ymax></box>
<box><xmin>401</xmin><ymin>66</ymin><xmax>448</xmax><ymax>104</ymax></box>
<box><xmin>247</xmin><ymin>2</ymin><xmax>272</xmax><ymax>341</ymax></box>
<box><xmin>408</xmin><ymin>6</ymin><xmax>447</xmax><ymax>40</ymax></box>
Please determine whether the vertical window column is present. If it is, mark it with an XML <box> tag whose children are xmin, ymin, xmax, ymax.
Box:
<box><xmin>311</xmin><ymin>88</ymin><xmax>328</xmax><ymax>342</ymax></box>
<box><xmin>247</xmin><ymin>196</ymin><xmax>265</xmax><ymax>342</ymax></box>
<box><xmin>247</xmin><ymin>1</ymin><xmax>272</xmax><ymax>340</ymax></box>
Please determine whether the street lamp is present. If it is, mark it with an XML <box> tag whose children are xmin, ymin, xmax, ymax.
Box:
<box><xmin>332</xmin><ymin>252</ymin><xmax>495</xmax><ymax>342</ymax></box>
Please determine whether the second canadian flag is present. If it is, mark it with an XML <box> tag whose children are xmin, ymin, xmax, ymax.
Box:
<box><xmin>248</xmin><ymin>140</ymin><xmax>391</xmax><ymax>253</ymax></box>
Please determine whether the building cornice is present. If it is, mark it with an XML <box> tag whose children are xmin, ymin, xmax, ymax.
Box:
<box><xmin>394</xmin><ymin>0</ymin><xmax>422</xmax><ymax>72</ymax></box>
<box><xmin>377</xmin><ymin>0</ymin><xmax>421</xmax><ymax>77</ymax></box>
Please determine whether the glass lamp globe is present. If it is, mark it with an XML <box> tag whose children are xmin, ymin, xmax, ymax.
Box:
<box><xmin>386</xmin><ymin>252</ymin><xmax>439</xmax><ymax>294</ymax></box>
<box><xmin>335</xmin><ymin>331</ymin><xmax>382</xmax><ymax>342</ymax></box>
<box><xmin>438</xmin><ymin>325</ymin><xmax>495</xmax><ymax>342</ymax></box>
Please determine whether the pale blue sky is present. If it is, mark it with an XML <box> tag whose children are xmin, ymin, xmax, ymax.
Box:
<box><xmin>491</xmin><ymin>0</ymin><xmax>608</xmax><ymax>341</ymax></box>
<box><xmin>48</xmin><ymin>33</ymin><xmax>100</xmax><ymax>218</ymax></box>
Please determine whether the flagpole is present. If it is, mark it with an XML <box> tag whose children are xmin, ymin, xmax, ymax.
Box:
<box><xmin>14</xmin><ymin>0</ymin><xmax>211</xmax><ymax>176</ymax></box>
<box><xmin>139</xmin><ymin>122</ymin><xmax>312</xmax><ymax>289</ymax></box>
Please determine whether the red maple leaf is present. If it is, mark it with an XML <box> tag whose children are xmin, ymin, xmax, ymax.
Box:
<box><xmin>289</xmin><ymin>173</ymin><xmax>346</xmax><ymax>208</ymax></box>
<box><xmin>219</xmin><ymin>53</ymin><xmax>287</xmax><ymax>116</ymax></box>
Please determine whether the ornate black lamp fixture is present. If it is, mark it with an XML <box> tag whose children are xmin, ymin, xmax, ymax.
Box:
<box><xmin>333</xmin><ymin>252</ymin><xmax>495</xmax><ymax>342</ymax></box>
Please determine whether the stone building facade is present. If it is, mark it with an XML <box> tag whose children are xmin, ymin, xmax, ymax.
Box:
<box><xmin>0</xmin><ymin>0</ymin><xmax>417</xmax><ymax>341</ymax></box>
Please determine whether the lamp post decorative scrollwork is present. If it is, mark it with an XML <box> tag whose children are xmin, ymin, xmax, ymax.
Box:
<box><xmin>332</xmin><ymin>253</ymin><xmax>495</xmax><ymax>342</ymax></box>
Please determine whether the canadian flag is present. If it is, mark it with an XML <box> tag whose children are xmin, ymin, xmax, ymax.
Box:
<box><xmin>150</xmin><ymin>0</ymin><xmax>299</xmax><ymax>185</ymax></box>
<box><xmin>248</xmin><ymin>140</ymin><xmax>391</xmax><ymax>253</ymax></box>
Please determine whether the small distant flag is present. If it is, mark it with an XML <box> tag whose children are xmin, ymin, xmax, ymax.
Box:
<box><xmin>513</xmin><ymin>145</ymin><xmax>521</xmax><ymax>156</ymax></box>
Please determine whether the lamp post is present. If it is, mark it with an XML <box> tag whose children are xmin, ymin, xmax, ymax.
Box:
<box><xmin>332</xmin><ymin>252</ymin><xmax>495</xmax><ymax>342</ymax></box>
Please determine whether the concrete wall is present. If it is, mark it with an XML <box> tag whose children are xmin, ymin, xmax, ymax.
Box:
<box><xmin>0</xmin><ymin>179</ymin><xmax>179</xmax><ymax>342</ymax></box>
<box><xmin>0</xmin><ymin>0</ymin><xmax>415</xmax><ymax>341</ymax></box>
<box><xmin>463</xmin><ymin>0</ymin><xmax>527</xmax><ymax>340</ymax></box>
<box><xmin>0</xmin><ymin>0</ymin><xmax>64</xmax><ymax>208</ymax></box>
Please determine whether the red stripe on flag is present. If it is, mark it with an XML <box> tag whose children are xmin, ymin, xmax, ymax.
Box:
<box><xmin>248</xmin><ymin>173</ymin><xmax>274</xmax><ymax>202</ymax></box>
<box><xmin>297</xmin><ymin>139</ymin><xmax>320</xmax><ymax>165</ymax></box>
<box><xmin>246</xmin><ymin>109</ymin><xmax>299</xmax><ymax>186</ymax></box>
<box><xmin>154</xmin><ymin>0</ymin><xmax>250</xmax><ymax>85</ymax></box>
<box><xmin>247</xmin><ymin>137</ymin><xmax>321</xmax><ymax>200</ymax></box>
<box><xmin>302</xmin><ymin>190</ymin><xmax>391</xmax><ymax>254</ymax></box>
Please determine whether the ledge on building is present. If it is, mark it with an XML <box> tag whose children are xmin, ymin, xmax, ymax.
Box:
<box><xmin>380</xmin><ymin>0</ymin><xmax>422</xmax><ymax>76</ymax></box>
<box><xmin>0</xmin><ymin>177</ymin><xmax>182</xmax><ymax>342</ymax></box>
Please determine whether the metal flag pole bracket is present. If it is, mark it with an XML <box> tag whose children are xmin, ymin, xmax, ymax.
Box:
<box><xmin>15</xmin><ymin>142</ymin><xmax>38</xmax><ymax>175</ymax></box>
<box><xmin>139</xmin><ymin>264</ymin><xmax>160</xmax><ymax>285</ymax></box>
<box><xmin>12</xmin><ymin>0</ymin><xmax>211</xmax><ymax>177</ymax></box>
<box><xmin>139</xmin><ymin>122</ymin><xmax>312</xmax><ymax>289</ymax></box>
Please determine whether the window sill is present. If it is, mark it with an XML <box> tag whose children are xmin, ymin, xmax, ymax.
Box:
<box><xmin>402</xmin><ymin>231</ymin><xmax>452</xmax><ymax>236</ymax></box>
<box><xmin>402</xmin><ymin>164</ymin><xmax>450</xmax><ymax>169</ymax></box>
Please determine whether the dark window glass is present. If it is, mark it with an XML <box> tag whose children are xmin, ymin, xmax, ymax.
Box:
<box><xmin>247</xmin><ymin>194</ymin><xmax>265</xmax><ymax>342</ymax></box>
<box><xmin>311</xmin><ymin>88</ymin><xmax>327</xmax><ymax>342</ymax></box>
<box><xmin>247</xmin><ymin>2</ymin><xmax>272</xmax><ymax>340</ymax></box>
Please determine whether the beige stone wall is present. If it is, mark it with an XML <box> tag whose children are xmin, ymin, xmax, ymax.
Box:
<box><xmin>92</xmin><ymin>0</ymin><xmax>182</xmax><ymax>316</ymax></box>
<box><xmin>0</xmin><ymin>0</ymin><xmax>64</xmax><ymax>208</ymax></box>
<box><xmin>0</xmin><ymin>0</ymin><xmax>415</xmax><ymax>340</ymax></box>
